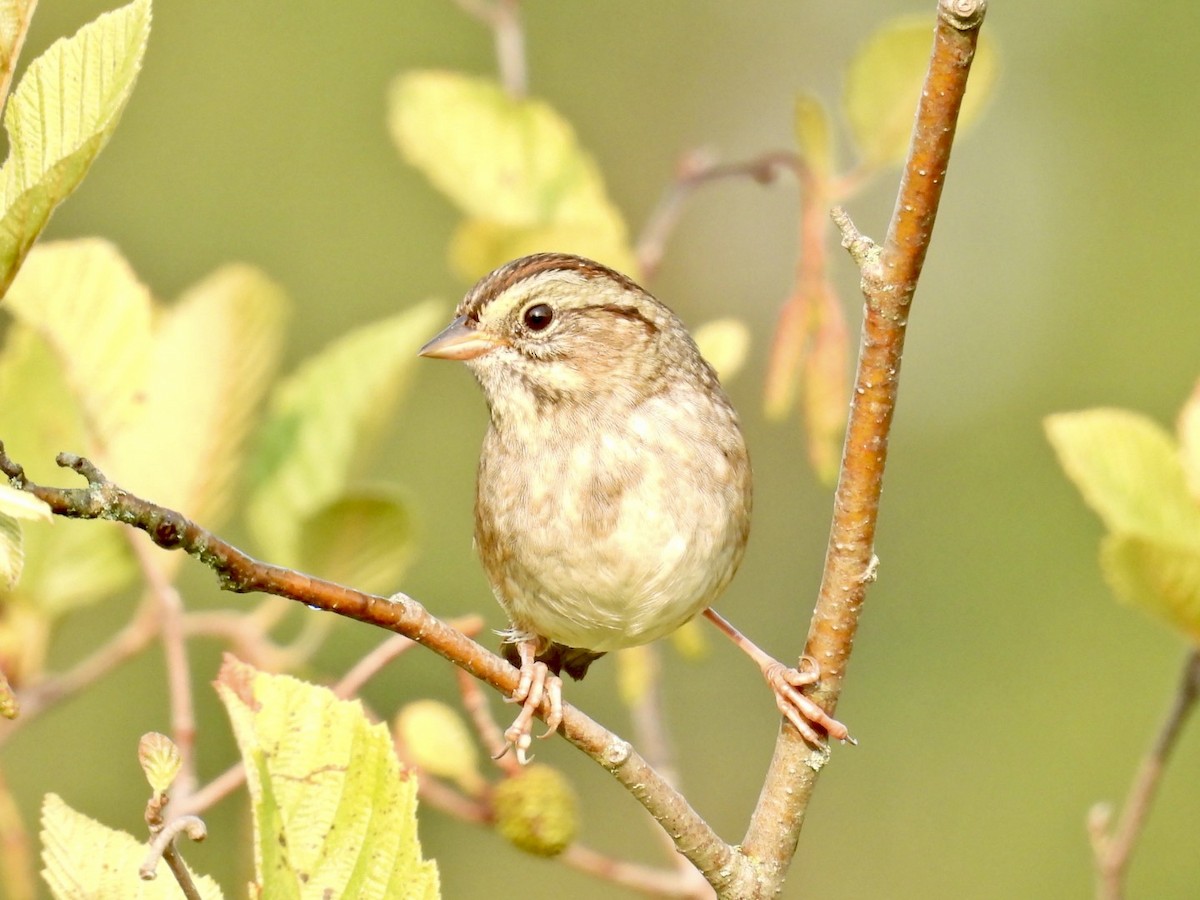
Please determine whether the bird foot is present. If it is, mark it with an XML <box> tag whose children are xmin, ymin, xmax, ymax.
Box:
<box><xmin>500</xmin><ymin>640</ymin><xmax>563</xmax><ymax>764</ymax></box>
<box><xmin>762</xmin><ymin>656</ymin><xmax>855</xmax><ymax>747</ymax></box>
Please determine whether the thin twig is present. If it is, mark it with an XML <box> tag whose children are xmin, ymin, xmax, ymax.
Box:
<box><xmin>0</xmin><ymin>597</ymin><xmax>160</xmax><ymax>743</ymax></box>
<box><xmin>1089</xmin><ymin>648</ymin><xmax>1200</xmax><ymax>900</ymax></box>
<box><xmin>636</xmin><ymin>149</ymin><xmax>801</xmax><ymax>280</ymax></box>
<box><xmin>739</xmin><ymin>1</ymin><xmax>989</xmax><ymax>891</ymax></box>
<box><xmin>452</xmin><ymin>0</ymin><xmax>526</xmax><ymax>97</ymax></box>
<box><xmin>0</xmin><ymin>764</ymin><xmax>34</xmax><ymax>900</ymax></box>
<box><xmin>128</xmin><ymin>535</ymin><xmax>198</xmax><ymax>801</ymax></box>
<box><xmin>0</xmin><ymin>446</ymin><xmax>743</xmax><ymax>889</ymax></box>
<box><xmin>139</xmin><ymin>815</ymin><xmax>206</xmax><ymax>900</ymax></box>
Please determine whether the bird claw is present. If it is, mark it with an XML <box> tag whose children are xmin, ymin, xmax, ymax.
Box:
<box><xmin>762</xmin><ymin>656</ymin><xmax>855</xmax><ymax>747</ymax></box>
<box><xmin>501</xmin><ymin>642</ymin><xmax>563</xmax><ymax>764</ymax></box>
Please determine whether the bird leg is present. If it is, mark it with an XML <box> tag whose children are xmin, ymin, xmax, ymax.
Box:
<box><xmin>503</xmin><ymin>638</ymin><xmax>564</xmax><ymax>764</ymax></box>
<box><xmin>703</xmin><ymin>607</ymin><xmax>855</xmax><ymax>747</ymax></box>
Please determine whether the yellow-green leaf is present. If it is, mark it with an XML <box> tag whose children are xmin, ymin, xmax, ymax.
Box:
<box><xmin>0</xmin><ymin>328</ymin><xmax>133</xmax><ymax>616</ymax></box>
<box><xmin>395</xmin><ymin>700</ymin><xmax>485</xmax><ymax>795</ymax></box>
<box><xmin>107</xmin><ymin>264</ymin><xmax>288</xmax><ymax>537</ymax></box>
<box><xmin>389</xmin><ymin>71</ymin><xmax>634</xmax><ymax>280</ymax></box>
<box><xmin>0</xmin><ymin>1</ymin><xmax>36</xmax><ymax>101</ymax></box>
<box><xmin>245</xmin><ymin>301</ymin><xmax>442</xmax><ymax>566</ymax></box>
<box><xmin>693</xmin><ymin>318</ymin><xmax>751</xmax><ymax>384</ymax></box>
<box><xmin>40</xmin><ymin>793</ymin><xmax>224</xmax><ymax>900</ymax></box>
<box><xmin>1178</xmin><ymin>378</ymin><xmax>1200</xmax><ymax>502</ymax></box>
<box><xmin>0</xmin><ymin>509</ymin><xmax>22</xmax><ymax>590</ymax></box>
<box><xmin>0</xmin><ymin>0</ymin><xmax>151</xmax><ymax>297</ymax></box>
<box><xmin>794</xmin><ymin>91</ymin><xmax>833</xmax><ymax>178</ymax></box>
<box><xmin>296</xmin><ymin>487</ymin><xmax>414</xmax><ymax>596</ymax></box>
<box><xmin>844</xmin><ymin>16</ymin><xmax>998</xmax><ymax>168</ymax></box>
<box><xmin>1102</xmin><ymin>533</ymin><xmax>1200</xmax><ymax>642</ymax></box>
<box><xmin>448</xmin><ymin>216</ymin><xmax>636</xmax><ymax>284</ymax></box>
<box><xmin>215</xmin><ymin>657</ymin><xmax>440</xmax><ymax>900</ymax></box>
<box><xmin>0</xmin><ymin>669</ymin><xmax>16</xmax><ymax>718</ymax></box>
<box><xmin>4</xmin><ymin>239</ymin><xmax>153</xmax><ymax>444</ymax></box>
<box><xmin>0</xmin><ymin>483</ymin><xmax>49</xmax><ymax>522</ymax></box>
<box><xmin>138</xmin><ymin>732</ymin><xmax>183</xmax><ymax>795</ymax></box>
<box><xmin>1045</xmin><ymin>409</ymin><xmax>1200</xmax><ymax>542</ymax></box>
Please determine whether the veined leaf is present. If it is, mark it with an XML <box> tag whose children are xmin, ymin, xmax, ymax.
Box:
<box><xmin>844</xmin><ymin>15</ymin><xmax>998</xmax><ymax>168</ymax></box>
<box><xmin>215</xmin><ymin>657</ymin><xmax>440</xmax><ymax>900</ymax></box>
<box><xmin>40</xmin><ymin>793</ymin><xmax>224</xmax><ymax>900</ymax></box>
<box><xmin>296</xmin><ymin>487</ymin><xmax>414</xmax><ymax>596</ymax></box>
<box><xmin>0</xmin><ymin>0</ymin><xmax>151</xmax><ymax>296</ymax></box>
<box><xmin>389</xmin><ymin>71</ymin><xmax>634</xmax><ymax>280</ymax></box>
<box><xmin>1045</xmin><ymin>409</ymin><xmax>1200</xmax><ymax>542</ymax></box>
<box><xmin>245</xmin><ymin>301</ymin><xmax>443</xmax><ymax>566</ymax></box>
<box><xmin>108</xmin><ymin>264</ymin><xmax>288</xmax><ymax>539</ymax></box>
<box><xmin>4</xmin><ymin>239</ymin><xmax>152</xmax><ymax>444</ymax></box>
<box><xmin>1102</xmin><ymin>533</ymin><xmax>1200</xmax><ymax>642</ymax></box>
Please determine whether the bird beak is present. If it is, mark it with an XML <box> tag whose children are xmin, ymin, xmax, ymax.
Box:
<box><xmin>418</xmin><ymin>315</ymin><xmax>503</xmax><ymax>361</ymax></box>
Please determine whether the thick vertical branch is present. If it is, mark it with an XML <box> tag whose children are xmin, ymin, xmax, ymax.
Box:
<box><xmin>739</xmin><ymin>0</ymin><xmax>988</xmax><ymax>890</ymax></box>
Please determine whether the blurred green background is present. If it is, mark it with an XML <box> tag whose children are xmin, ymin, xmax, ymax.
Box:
<box><xmin>6</xmin><ymin>0</ymin><xmax>1200</xmax><ymax>897</ymax></box>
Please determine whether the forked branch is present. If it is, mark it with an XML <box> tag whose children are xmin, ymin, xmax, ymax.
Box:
<box><xmin>739</xmin><ymin>0</ymin><xmax>989</xmax><ymax>891</ymax></box>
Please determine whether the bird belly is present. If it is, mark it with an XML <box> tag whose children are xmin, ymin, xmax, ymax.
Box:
<box><xmin>482</xmin><ymin>412</ymin><xmax>749</xmax><ymax>653</ymax></box>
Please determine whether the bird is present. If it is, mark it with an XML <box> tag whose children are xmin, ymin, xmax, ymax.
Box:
<box><xmin>419</xmin><ymin>253</ymin><xmax>850</xmax><ymax>761</ymax></box>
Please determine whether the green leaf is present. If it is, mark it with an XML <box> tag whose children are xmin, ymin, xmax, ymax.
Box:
<box><xmin>296</xmin><ymin>487</ymin><xmax>414</xmax><ymax>596</ymax></box>
<box><xmin>215</xmin><ymin>657</ymin><xmax>440</xmax><ymax>900</ymax></box>
<box><xmin>794</xmin><ymin>91</ymin><xmax>833</xmax><ymax>178</ymax></box>
<box><xmin>0</xmin><ymin>0</ymin><xmax>151</xmax><ymax>297</ymax></box>
<box><xmin>245</xmin><ymin>301</ymin><xmax>442</xmax><ymax>566</ymax></box>
<box><xmin>844</xmin><ymin>15</ymin><xmax>998</xmax><ymax>168</ymax></box>
<box><xmin>1102</xmin><ymin>534</ymin><xmax>1200</xmax><ymax>642</ymax></box>
<box><xmin>389</xmin><ymin>71</ymin><xmax>634</xmax><ymax>280</ymax></box>
<box><xmin>1045</xmin><ymin>409</ymin><xmax>1200</xmax><ymax>541</ymax></box>
<box><xmin>4</xmin><ymin>239</ymin><xmax>153</xmax><ymax>444</ymax></box>
<box><xmin>107</xmin><ymin>264</ymin><xmax>288</xmax><ymax>537</ymax></box>
<box><xmin>40</xmin><ymin>793</ymin><xmax>224</xmax><ymax>900</ymax></box>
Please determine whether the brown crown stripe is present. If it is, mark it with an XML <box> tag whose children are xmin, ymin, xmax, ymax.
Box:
<box><xmin>461</xmin><ymin>253</ymin><xmax>645</xmax><ymax>320</ymax></box>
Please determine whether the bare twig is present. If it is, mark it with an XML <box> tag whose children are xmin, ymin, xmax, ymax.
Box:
<box><xmin>139</xmin><ymin>814</ymin><xmax>206</xmax><ymax>900</ymax></box>
<box><xmin>1089</xmin><ymin>649</ymin><xmax>1200</xmax><ymax>900</ymax></box>
<box><xmin>636</xmin><ymin>149</ymin><xmax>801</xmax><ymax>280</ymax></box>
<box><xmin>128</xmin><ymin>536</ymin><xmax>198</xmax><ymax>801</ymax></box>
<box><xmin>452</xmin><ymin>0</ymin><xmax>526</xmax><ymax>97</ymax></box>
<box><xmin>0</xmin><ymin>597</ymin><xmax>160</xmax><ymax>743</ymax></box>
<box><xmin>0</xmin><ymin>446</ymin><xmax>744</xmax><ymax>888</ymax></box>
<box><xmin>0</xmin><ymin>764</ymin><xmax>34</xmax><ymax>900</ymax></box>
<box><xmin>739</xmin><ymin>1</ymin><xmax>989</xmax><ymax>891</ymax></box>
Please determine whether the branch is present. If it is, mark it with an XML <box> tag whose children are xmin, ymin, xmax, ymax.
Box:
<box><xmin>740</xmin><ymin>0</ymin><xmax>989</xmax><ymax>889</ymax></box>
<box><xmin>452</xmin><ymin>0</ymin><xmax>526</xmax><ymax>97</ymax></box>
<box><xmin>1089</xmin><ymin>648</ymin><xmax>1200</xmax><ymax>900</ymax></box>
<box><xmin>0</xmin><ymin>445</ymin><xmax>751</xmax><ymax>892</ymax></box>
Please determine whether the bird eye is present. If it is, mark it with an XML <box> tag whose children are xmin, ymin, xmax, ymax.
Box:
<box><xmin>522</xmin><ymin>303</ymin><xmax>554</xmax><ymax>332</ymax></box>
